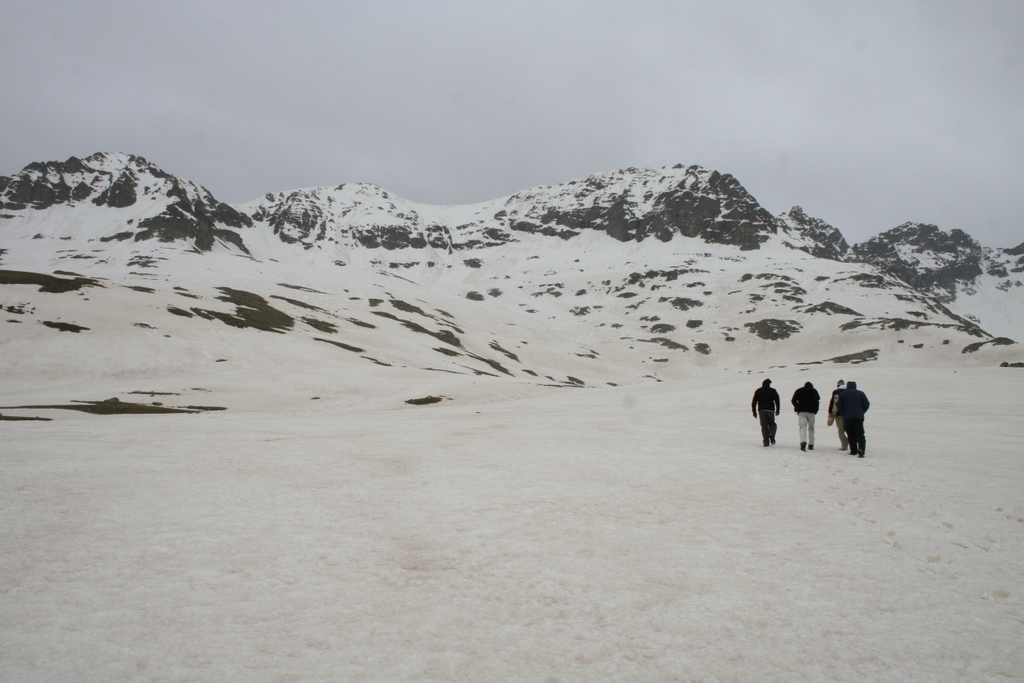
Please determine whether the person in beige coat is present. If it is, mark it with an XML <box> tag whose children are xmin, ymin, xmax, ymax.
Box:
<box><xmin>827</xmin><ymin>380</ymin><xmax>848</xmax><ymax>450</ymax></box>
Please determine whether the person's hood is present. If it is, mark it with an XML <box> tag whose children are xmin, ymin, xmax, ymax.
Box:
<box><xmin>804</xmin><ymin>382</ymin><xmax>814</xmax><ymax>388</ymax></box>
<box><xmin>847</xmin><ymin>381</ymin><xmax>858</xmax><ymax>390</ymax></box>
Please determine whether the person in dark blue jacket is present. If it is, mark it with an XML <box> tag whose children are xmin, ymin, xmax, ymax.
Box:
<box><xmin>836</xmin><ymin>381</ymin><xmax>870</xmax><ymax>457</ymax></box>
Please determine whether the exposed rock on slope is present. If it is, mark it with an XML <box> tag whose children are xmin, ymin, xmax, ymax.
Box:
<box><xmin>501</xmin><ymin>166</ymin><xmax>777</xmax><ymax>250</ymax></box>
<box><xmin>0</xmin><ymin>152</ymin><xmax>251</xmax><ymax>254</ymax></box>
<box><xmin>778</xmin><ymin>206</ymin><xmax>850</xmax><ymax>261</ymax></box>
<box><xmin>851</xmin><ymin>223</ymin><xmax>983</xmax><ymax>302</ymax></box>
<box><xmin>242</xmin><ymin>165</ymin><xmax>780</xmax><ymax>255</ymax></box>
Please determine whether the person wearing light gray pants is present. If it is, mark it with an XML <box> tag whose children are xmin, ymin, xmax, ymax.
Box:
<box><xmin>791</xmin><ymin>381</ymin><xmax>820</xmax><ymax>451</ymax></box>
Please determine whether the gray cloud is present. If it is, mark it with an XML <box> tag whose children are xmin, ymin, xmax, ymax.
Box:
<box><xmin>2</xmin><ymin>0</ymin><xmax>1022</xmax><ymax>247</ymax></box>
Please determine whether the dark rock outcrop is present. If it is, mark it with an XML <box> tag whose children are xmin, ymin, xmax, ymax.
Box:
<box><xmin>778</xmin><ymin>206</ymin><xmax>850</xmax><ymax>261</ymax></box>
<box><xmin>1</xmin><ymin>156</ymin><xmax>97</xmax><ymax>210</ymax></box>
<box><xmin>506</xmin><ymin>167</ymin><xmax>777</xmax><ymax>251</ymax></box>
<box><xmin>249</xmin><ymin>184</ymin><xmax>496</xmax><ymax>253</ymax></box>
<box><xmin>851</xmin><ymin>223</ymin><xmax>983</xmax><ymax>302</ymax></box>
<box><xmin>0</xmin><ymin>152</ymin><xmax>252</xmax><ymax>254</ymax></box>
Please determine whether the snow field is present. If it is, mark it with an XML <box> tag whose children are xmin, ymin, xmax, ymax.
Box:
<box><xmin>1</xmin><ymin>366</ymin><xmax>1022</xmax><ymax>681</ymax></box>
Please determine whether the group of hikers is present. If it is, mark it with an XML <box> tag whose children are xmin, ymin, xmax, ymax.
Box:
<box><xmin>751</xmin><ymin>378</ymin><xmax>870</xmax><ymax>457</ymax></box>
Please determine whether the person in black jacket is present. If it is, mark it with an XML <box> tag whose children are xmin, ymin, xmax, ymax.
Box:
<box><xmin>836</xmin><ymin>380</ymin><xmax>870</xmax><ymax>457</ymax></box>
<box><xmin>751</xmin><ymin>379</ymin><xmax>780</xmax><ymax>447</ymax></box>
<box><xmin>791</xmin><ymin>381</ymin><xmax>820</xmax><ymax>451</ymax></box>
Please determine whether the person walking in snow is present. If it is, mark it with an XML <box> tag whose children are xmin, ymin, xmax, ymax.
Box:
<box><xmin>791</xmin><ymin>381</ymin><xmax>820</xmax><ymax>451</ymax></box>
<box><xmin>837</xmin><ymin>380</ymin><xmax>870</xmax><ymax>457</ymax></box>
<box><xmin>827</xmin><ymin>380</ymin><xmax>849</xmax><ymax>451</ymax></box>
<box><xmin>751</xmin><ymin>379</ymin><xmax>780</xmax><ymax>447</ymax></box>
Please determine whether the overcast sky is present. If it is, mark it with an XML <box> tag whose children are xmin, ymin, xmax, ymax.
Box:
<box><xmin>2</xmin><ymin>0</ymin><xmax>1022</xmax><ymax>247</ymax></box>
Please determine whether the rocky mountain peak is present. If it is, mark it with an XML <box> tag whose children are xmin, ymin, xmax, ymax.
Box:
<box><xmin>777</xmin><ymin>206</ymin><xmax>850</xmax><ymax>261</ymax></box>
<box><xmin>850</xmin><ymin>222</ymin><xmax>984</xmax><ymax>301</ymax></box>
<box><xmin>500</xmin><ymin>165</ymin><xmax>778</xmax><ymax>250</ymax></box>
<box><xmin>0</xmin><ymin>152</ymin><xmax>149</xmax><ymax>210</ymax></box>
<box><xmin>244</xmin><ymin>164</ymin><xmax>784</xmax><ymax>256</ymax></box>
<box><xmin>0</xmin><ymin>152</ymin><xmax>252</xmax><ymax>254</ymax></box>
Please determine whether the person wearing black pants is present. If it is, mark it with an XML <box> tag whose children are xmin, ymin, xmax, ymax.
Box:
<box><xmin>845</xmin><ymin>418</ymin><xmax>866</xmax><ymax>457</ymax></box>
<box><xmin>836</xmin><ymin>380</ymin><xmax>870</xmax><ymax>457</ymax></box>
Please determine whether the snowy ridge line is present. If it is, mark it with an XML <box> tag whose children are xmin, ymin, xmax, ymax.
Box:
<box><xmin>2</xmin><ymin>151</ymin><xmax>1023</xmax><ymax>345</ymax></box>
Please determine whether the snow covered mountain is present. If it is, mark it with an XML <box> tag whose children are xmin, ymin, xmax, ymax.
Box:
<box><xmin>2</xmin><ymin>152</ymin><xmax>1021</xmax><ymax>404</ymax></box>
<box><xmin>777</xmin><ymin>206</ymin><xmax>850</xmax><ymax>261</ymax></box>
<box><xmin>0</xmin><ymin>152</ymin><xmax>252</xmax><ymax>254</ymax></box>
<box><xmin>237</xmin><ymin>163</ymin><xmax>779</xmax><ymax>257</ymax></box>
<box><xmin>849</xmin><ymin>222</ymin><xmax>1024</xmax><ymax>340</ymax></box>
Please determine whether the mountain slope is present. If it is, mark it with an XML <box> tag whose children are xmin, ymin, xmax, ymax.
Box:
<box><xmin>849</xmin><ymin>222</ymin><xmax>1024</xmax><ymax>340</ymax></box>
<box><xmin>2</xmin><ymin>153</ymin><xmax>1021</xmax><ymax>410</ymax></box>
